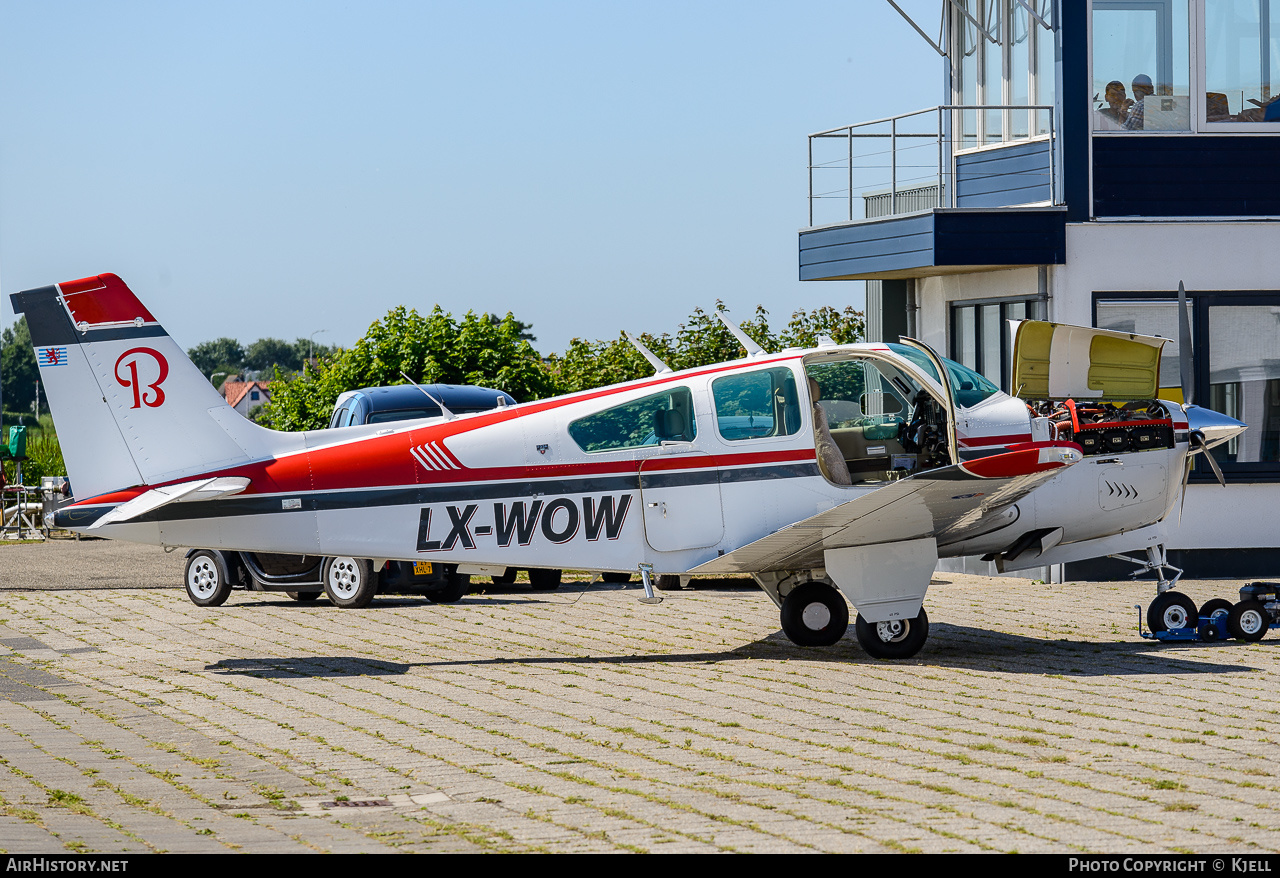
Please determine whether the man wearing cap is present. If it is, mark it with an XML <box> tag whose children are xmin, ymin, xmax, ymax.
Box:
<box><xmin>1123</xmin><ymin>74</ymin><xmax>1155</xmax><ymax>130</ymax></box>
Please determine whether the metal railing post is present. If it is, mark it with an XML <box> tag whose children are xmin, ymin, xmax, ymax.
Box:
<box><xmin>808</xmin><ymin>135</ymin><xmax>814</xmax><ymax>226</ymax></box>
<box><xmin>847</xmin><ymin>127</ymin><xmax>853</xmax><ymax>221</ymax></box>
<box><xmin>890</xmin><ymin>117</ymin><xmax>897</xmax><ymax>216</ymax></box>
<box><xmin>937</xmin><ymin>106</ymin><xmax>945</xmax><ymax>209</ymax></box>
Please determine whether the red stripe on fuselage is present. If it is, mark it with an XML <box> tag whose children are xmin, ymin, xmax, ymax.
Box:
<box><xmin>957</xmin><ymin>432</ymin><xmax>1033</xmax><ymax>448</ymax></box>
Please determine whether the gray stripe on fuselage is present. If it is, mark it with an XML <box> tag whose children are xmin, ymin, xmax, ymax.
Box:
<box><xmin>59</xmin><ymin>462</ymin><xmax>824</xmax><ymax>528</ymax></box>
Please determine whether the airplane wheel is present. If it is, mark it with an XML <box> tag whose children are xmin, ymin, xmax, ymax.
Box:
<box><xmin>324</xmin><ymin>557</ymin><xmax>376</xmax><ymax>609</ymax></box>
<box><xmin>855</xmin><ymin>607</ymin><xmax>929</xmax><ymax>659</ymax></box>
<box><xmin>491</xmin><ymin>568</ymin><xmax>517</xmax><ymax>585</ymax></box>
<box><xmin>425</xmin><ymin>572</ymin><xmax>470</xmax><ymax>604</ymax></box>
<box><xmin>601</xmin><ymin>572</ymin><xmax>632</xmax><ymax>584</ymax></box>
<box><xmin>780</xmin><ymin>582</ymin><xmax>849</xmax><ymax>647</ymax></box>
<box><xmin>654</xmin><ymin>575</ymin><xmax>682</xmax><ymax>591</ymax></box>
<box><xmin>1228</xmin><ymin>600</ymin><xmax>1269</xmax><ymax>642</ymax></box>
<box><xmin>286</xmin><ymin>591</ymin><xmax>321</xmax><ymax>602</ymax></box>
<box><xmin>185</xmin><ymin>551</ymin><xmax>232</xmax><ymax>608</ymax></box>
<box><xmin>1147</xmin><ymin>591</ymin><xmax>1197</xmax><ymax>633</ymax></box>
<box><xmin>529</xmin><ymin>569</ymin><xmax>562</xmax><ymax>591</ymax></box>
<box><xmin>1198</xmin><ymin>598</ymin><xmax>1233</xmax><ymax>623</ymax></box>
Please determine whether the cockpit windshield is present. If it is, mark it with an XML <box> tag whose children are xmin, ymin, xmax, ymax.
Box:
<box><xmin>886</xmin><ymin>343</ymin><xmax>1000</xmax><ymax>409</ymax></box>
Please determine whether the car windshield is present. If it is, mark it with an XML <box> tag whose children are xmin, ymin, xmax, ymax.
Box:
<box><xmin>886</xmin><ymin>344</ymin><xmax>1000</xmax><ymax>409</ymax></box>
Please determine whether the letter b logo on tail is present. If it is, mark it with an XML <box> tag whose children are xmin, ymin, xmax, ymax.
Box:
<box><xmin>114</xmin><ymin>347</ymin><xmax>169</xmax><ymax>409</ymax></box>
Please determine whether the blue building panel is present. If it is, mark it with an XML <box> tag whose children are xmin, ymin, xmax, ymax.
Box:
<box><xmin>799</xmin><ymin>209</ymin><xmax>1064</xmax><ymax>280</ymax></box>
<box><xmin>799</xmin><ymin>213</ymin><xmax>934</xmax><ymax>280</ymax></box>
<box><xmin>955</xmin><ymin>140</ymin><xmax>1053</xmax><ymax>208</ymax></box>
<box><xmin>1094</xmin><ymin>137</ymin><xmax>1280</xmax><ymax>217</ymax></box>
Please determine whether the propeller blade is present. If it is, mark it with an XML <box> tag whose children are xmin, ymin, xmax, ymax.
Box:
<box><xmin>1178</xmin><ymin>453</ymin><xmax>1192</xmax><ymax>524</ymax></box>
<box><xmin>1202</xmin><ymin>442</ymin><xmax>1227</xmax><ymax>487</ymax></box>
<box><xmin>1189</xmin><ymin>430</ymin><xmax>1228</xmax><ymax>488</ymax></box>
<box><xmin>1178</xmin><ymin>280</ymin><xmax>1194</xmax><ymax>406</ymax></box>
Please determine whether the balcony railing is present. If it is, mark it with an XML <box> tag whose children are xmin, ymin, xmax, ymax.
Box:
<box><xmin>807</xmin><ymin>104</ymin><xmax>1058</xmax><ymax>227</ymax></box>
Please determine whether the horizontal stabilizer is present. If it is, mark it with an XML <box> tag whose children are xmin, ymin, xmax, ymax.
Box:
<box><xmin>88</xmin><ymin>477</ymin><xmax>250</xmax><ymax>529</ymax></box>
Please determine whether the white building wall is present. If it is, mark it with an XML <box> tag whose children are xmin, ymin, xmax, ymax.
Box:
<box><xmin>915</xmin><ymin>220</ymin><xmax>1280</xmax><ymax>553</ymax></box>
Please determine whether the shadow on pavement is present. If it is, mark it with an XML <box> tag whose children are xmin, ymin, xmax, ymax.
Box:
<box><xmin>206</xmin><ymin>620</ymin><xmax>1259</xmax><ymax>679</ymax></box>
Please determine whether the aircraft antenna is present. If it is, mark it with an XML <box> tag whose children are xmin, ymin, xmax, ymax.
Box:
<box><xmin>399</xmin><ymin>371</ymin><xmax>456</xmax><ymax>420</ymax></box>
<box><xmin>715</xmin><ymin>311</ymin><xmax>766</xmax><ymax>357</ymax></box>
<box><xmin>624</xmin><ymin>332</ymin><xmax>673</xmax><ymax>374</ymax></box>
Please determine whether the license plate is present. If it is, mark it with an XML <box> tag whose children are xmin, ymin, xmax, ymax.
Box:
<box><xmin>413</xmin><ymin>561</ymin><xmax>433</xmax><ymax>575</ymax></box>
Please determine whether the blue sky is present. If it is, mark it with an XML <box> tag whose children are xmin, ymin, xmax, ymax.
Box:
<box><xmin>0</xmin><ymin>1</ymin><xmax>940</xmax><ymax>353</ymax></box>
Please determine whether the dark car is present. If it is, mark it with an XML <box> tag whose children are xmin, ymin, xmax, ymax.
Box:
<box><xmin>184</xmin><ymin>382</ymin><xmax>540</xmax><ymax>609</ymax></box>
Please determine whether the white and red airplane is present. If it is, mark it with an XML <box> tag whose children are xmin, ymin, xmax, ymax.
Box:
<box><xmin>10</xmin><ymin>274</ymin><xmax>1248</xmax><ymax>657</ymax></box>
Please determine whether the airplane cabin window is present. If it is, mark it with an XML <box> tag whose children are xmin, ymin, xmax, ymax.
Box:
<box><xmin>568</xmin><ymin>387</ymin><xmax>697</xmax><ymax>453</ymax></box>
<box><xmin>712</xmin><ymin>368</ymin><xmax>801</xmax><ymax>441</ymax></box>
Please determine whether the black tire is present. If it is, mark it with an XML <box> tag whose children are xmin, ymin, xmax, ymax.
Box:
<box><xmin>654</xmin><ymin>575</ymin><xmax>682</xmax><ymax>591</ymax></box>
<box><xmin>779</xmin><ymin>582</ymin><xmax>849</xmax><ymax>647</ymax></box>
<box><xmin>491</xmin><ymin>567</ymin><xmax>517</xmax><ymax>585</ymax></box>
<box><xmin>528</xmin><ymin>568</ymin><xmax>562</xmax><ymax>591</ymax></box>
<box><xmin>601</xmin><ymin>571</ymin><xmax>632</xmax><ymax>584</ymax></box>
<box><xmin>855</xmin><ymin>607</ymin><xmax>930</xmax><ymax>659</ymax></box>
<box><xmin>1198</xmin><ymin>598</ymin><xmax>1233</xmax><ymax>622</ymax></box>
<box><xmin>184</xmin><ymin>551</ymin><xmax>233</xmax><ymax>608</ymax></box>
<box><xmin>323</xmin><ymin>557</ymin><xmax>377</xmax><ymax>609</ymax></box>
<box><xmin>1148</xmin><ymin>591</ymin><xmax>1198</xmax><ymax>633</ymax></box>
<box><xmin>425</xmin><ymin>572</ymin><xmax>470</xmax><ymax>604</ymax></box>
<box><xmin>1228</xmin><ymin>600</ymin><xmax>1269</xmax><ymax>642</ymax></box>
<box><xmin>286</xmin><ymin>591</ymin><xmax>321</xmax><ymax>602</ymax></box>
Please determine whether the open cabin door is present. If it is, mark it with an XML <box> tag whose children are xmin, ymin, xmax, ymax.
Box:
<box><xmin>897</xmin><ymin>337</ymin><xmax>959</xmax><ymax>466</ymax></box>
<box><xmin>1010</xmin><ymin>321</ymin><xmax>1166</xmax><ymax>400</ymax></box>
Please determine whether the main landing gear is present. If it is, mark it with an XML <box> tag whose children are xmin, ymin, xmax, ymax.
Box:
<box><xmin>777</xmin><ymin>580</ymin><xmax>929</xmax><ymax>659</ymax></box>
<box><xmin>1124</xmin><ymin>546</ymin><xmax>1279</xmax><ymax>643</ymax></box>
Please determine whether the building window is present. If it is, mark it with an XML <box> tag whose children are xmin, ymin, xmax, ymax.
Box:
<box><xmin>1092</xmin><ymin>0</ymin><xmax>1280</xmax><ymax>133</ymax></box>
<box><xmin>1095</xmin><ymin>291</ymin><xmax>1280</xmax><ymax>480</ymax></box>
<box><xmin>250</xmin><ymin>390</ymin><xmax>260</xmax><ymax>401</ymax></box>
<box><xmin>950</xmin><ymin>297</ymin><xmax>1040</xmax><ymax>392</ymax></box>
<box><xmin>952</xmin><ymin>0</ymin><xmax>1056</xmax><ymax>148</ymax></box>
<box><xmin>1204</xmin><ymin>0</ymin><xmax>1280</xmax><ymax>124</ymax></box>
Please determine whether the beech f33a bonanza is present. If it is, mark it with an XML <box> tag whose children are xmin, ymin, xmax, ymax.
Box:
<box><xmin>11</xmin><ymin>275</ymin><xmax>1247</xmax><ymax>658</ymax></box>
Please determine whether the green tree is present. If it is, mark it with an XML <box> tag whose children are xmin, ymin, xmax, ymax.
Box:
<box><xmin>262</xmin><ymin>306</ymin><xmax>555</xmax><ymax>432</ymax></box>
<box><xmin>777</xmin><ymin>305</ymin><xmax>865</xmax><ymax>348</ymax></box>
<box><xmin>546</xmin><ymin>302</ymin><xmax>863</xmax><ymax>394</ymax></box>
<box><xmin>244</xmin><ymin>338</ymin><xmax>303</xmax><ymax>374</ymax></box>
<box><xmin>188</xmin><ymin>338</ymin><xmax>245</xmax><ymax>379</ymax></box>
<box><xmin>1</xmin><ymin>317</ymin><xmax>38</xmax><ymax>417</ymax></box>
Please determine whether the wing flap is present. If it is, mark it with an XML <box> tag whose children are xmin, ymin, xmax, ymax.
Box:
<box><xmin>692</xmin><ymin>443</ymin><xmax>1081</xmax><ymax>575</ymax></box>
<box><xmin>88</xmin><ymin>477</ymin><xmax>250</xmax><ymax>529</ymax></box>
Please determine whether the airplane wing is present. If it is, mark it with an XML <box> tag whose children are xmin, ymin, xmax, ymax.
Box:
<box><xmin>691</xmin><ymin>443</ymin><xmax>1081</xmax><ymax>575</ymax></box>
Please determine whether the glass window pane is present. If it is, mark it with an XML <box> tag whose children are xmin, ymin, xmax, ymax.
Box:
<box><xmin>1205</xmin><ymin>0</ymin><xmax>1280</xmax><ymax>123</ymax></box>
<box><xmin>1012</xmin><ymin>2</ymin><xmax>1031</xmax><ymax>138</ymax></box>
<box><xmin>956</xmin><ymin>0</ymin><xmax>981</xmax><ymax>148</ymax></box>
<box><xmin>1208</xmin><ymin>305</ymin><xmax>1280</xmax><ymax>463</ymax></box>
<box><xmin>1092</xmin><ymin>0</ymin><xmax>1190</xmax><ymax>132</ymax></box>
<box><xmin>956</xmin><ymin>306</ymin><xmax>978</xmax><ymax>372</ymax></box>
<box><xmin>981</xmin><ymin>303</ymin><xmax>1003</xmax><ymax>385</ymax></box>
<box><xmin>712</xmin><ymin>368</ymin><xmax>801</xmax><ymax>442</ymax></box>
<box><xmin>1035</xmin><ymin>1</ymin><xmax>1056</xmax><ymax>134</ymax></box>
<box><xmin>569</xmin><ymin>387</ymin><xmax>696</xmax><ymax>453</ymax></box>
<box><xmin>984</xmin><ymin>0</ymin><xmax>1005</xmax><ymax>144</ymax></box>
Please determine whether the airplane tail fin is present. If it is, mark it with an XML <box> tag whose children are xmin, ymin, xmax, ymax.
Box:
<box><xmin>9</xmin><ymin>274</ymin><xmax>289</xmax><ymax>501</ymax></box>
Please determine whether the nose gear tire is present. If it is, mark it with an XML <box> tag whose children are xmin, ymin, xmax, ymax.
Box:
<box><xmin>855</xmin><ymin>607</ymin><xmax>930</xmax><ymax>659</ymax></box>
